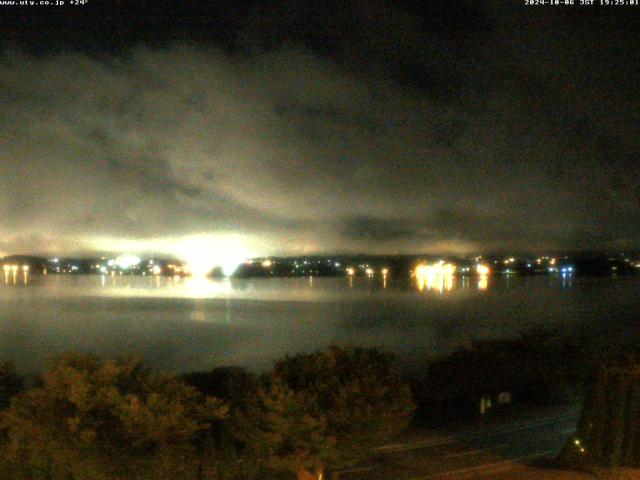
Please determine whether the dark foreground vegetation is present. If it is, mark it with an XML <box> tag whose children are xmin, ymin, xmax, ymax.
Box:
<box><xmin>411</xmin><ymin>329</ymin><xmax>595</xmax><ymax>422</ymax></box>
<box><xmin>0</xmin><ymin>347</ymin><xmax>414</xmax><ymax>480</ymax></box>
<box><xmin>0</xmin><ymin>331</ymin><xmax>636</xmax><ymax>480</ymax></box>
<box><xmin>557</xmin><ymin>358</ymin><xmax>640</xmax><ymax>472</ymax></box>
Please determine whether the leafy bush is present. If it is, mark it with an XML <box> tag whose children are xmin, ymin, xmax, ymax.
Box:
<box><xmin>0</xmin><ymin>353</ymin><xmax>226</xmax><ymax>480</ymax></box>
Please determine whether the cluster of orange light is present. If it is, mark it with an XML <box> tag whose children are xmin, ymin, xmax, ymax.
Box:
<box><xmin>476</xmin><ymin>264</ymin><xmax>491</xmax><ymax>275</ymax></box>
<box><xmin>345</xmin><ymin>267</ymin><xmax>389</xmax><ymax>276</ymax></box>
<box><xmin>2</xmin><ymin>264</ymin><xmax>29</xmax><ymax>285</ymax></box>
<box><xmin>414</xmin><ymin>261</ymin><xmax>456</xmax><ymax>293</ymax></box>
<box><xmin>166</xmin><ymin>264</ymin><xmax>185</xmax><ymax>276</ymax></box>
<box><xmin>413</xmin><ymin>262</ymin><xmax>491</xmax><ymax>293</ymax></box>
<box><xmin>2</xmin><ymin>265</ymin><xmax>28</xmax><ymax>272</ymax></box>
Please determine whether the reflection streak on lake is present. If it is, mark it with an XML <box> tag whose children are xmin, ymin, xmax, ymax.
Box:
<box><xmin>0</xmin><ymin>274</ymin><xmax>639</xmax><ymax>374</ymax></box>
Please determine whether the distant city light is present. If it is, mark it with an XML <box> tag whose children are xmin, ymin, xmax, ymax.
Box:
<box><xmin>116</xmin><ymin>254</ymin><xmax>141</xmax><ymax>269</ymax></box>
<box><xmin>261</xmin><ymin>259</ymin><xmax>273</xmax><ymax>268</ymax></box>
<box><xmin>415</xmin><ymin>262</ymin><xmax>456</xmax><ymax>293</ymax></box>
<box><xmin>89</xmin><ymin>234</ymin><xmax>254</xmax><ymax>278</ymax></box>
<box><xmin>365</xmin><ymin>268</ymin><xmax>374</xmax><ymax>276</ymax></box>
<box><xmin>346</xmin><ymin>267</ymin><xmax>355</xmax><ymax>276</ymax></box>
<box><xmin>476</xmin><ymin>264</ymin><xmax>490</xmax><ymax>276</ymax></box>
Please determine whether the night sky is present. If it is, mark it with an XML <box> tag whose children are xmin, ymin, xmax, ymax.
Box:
<box><xmin>1</xmin><ymin>0</ymin><xmax>639</xmax><ymax>262</ymax></box>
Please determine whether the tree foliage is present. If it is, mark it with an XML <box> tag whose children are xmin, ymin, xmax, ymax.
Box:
<box><xmin>233</xmin><ymin>377</ymin><xmax>333</xmax><ymax>478</ymax></box>
<box><xmin>272</xmin><ymin>346</ymin><xmax>415</xmax><ymax>466</ymax></box>
<box><xmin>0</xmin><ymin>348</ymin><xmax>415</xmax><ymax>480</ymax></box>
<box><xmin>0</xmin><ymin>352</ymin><xmax>227</xmax><ymax>480</ymax></box>
<box><xmin>0</xmin><ymin>361</ymin><xmax>23</xmax><ymax>411</ymax></box>
<box><xmin>422</xmin><ymin>330</ymin><xmax>583</xmax><ymax>418</ymax></box>
<box><xmin>559</xmin><ymin>363</ymin><xmax>640</xmax><ymax>469</ymax></box>
<box><xmin>231</xmin><ymin>346</ymin><xmax>415</xmax><ymax>479</ymax></box>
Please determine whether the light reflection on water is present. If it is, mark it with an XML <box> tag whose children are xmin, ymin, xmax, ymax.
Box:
<box><xmin>1</xmin><ymin>274</ymin><xmax>639</xmax><ymax>374</ymax></box>
<box><xmin>2</xmin><ymin>271</ymin><xmax>500</xmax><ymax>298</ymax></box>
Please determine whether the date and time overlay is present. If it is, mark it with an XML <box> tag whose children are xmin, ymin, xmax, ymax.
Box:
<box><xmin>0</xmin><ymin>0</ymin><xmax>639</xmax><ymax>7</ymax></box>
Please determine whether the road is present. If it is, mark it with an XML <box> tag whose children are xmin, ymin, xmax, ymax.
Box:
<box><xmin>338</xmin><ymin>406</ymin><xmax>579</xmax><ymax>479</ymax></box>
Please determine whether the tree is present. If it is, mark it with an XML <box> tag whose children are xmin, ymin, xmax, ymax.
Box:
<box><xmin>559</xmin><ymin>363</ymin><xmax>640</xmax><ymax>469</ymax></box>
<box><xmin>182</xmin><ymin>367</ymin><xmax>261</xmax><ymax>479</ymax></box>
<box><xmin>0</xmin><ymin>352</ymin><xmax>227</xmax><ymax>480</ymax></box>
<box><xmin>233</xmin><ymin>377</ymin><xmax>334</xmax><ymax>479</ymax></box>
<box><xmin>423</xmin><ymin>330</ymin><xmax>581</xmax><ymax>419</ymax></box>
<box><xmin>182</xmin><ymin>366</ymin><xmax>258</xmax><ymax>407</ymax></box>
<box><xmin>0</xmin><ymin>361</ymin><xmax>23</xmax><ymax>410</ymax></box>
<box><xmin>264</xmin><ymin>347</ymin><xmax>415</xmax><ymax>475</ymax></box>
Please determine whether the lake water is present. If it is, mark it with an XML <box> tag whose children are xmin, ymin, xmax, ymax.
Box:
<box><xmin>1</xmin><ymin>273</ymin><xmax>639</xmax><ymax>374</ymax></box>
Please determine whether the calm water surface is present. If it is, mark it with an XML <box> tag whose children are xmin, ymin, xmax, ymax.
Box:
<box><xmin>1</xmin><ymin>273</ymin><xmax>639</xmax><ymax>373</ymax></box>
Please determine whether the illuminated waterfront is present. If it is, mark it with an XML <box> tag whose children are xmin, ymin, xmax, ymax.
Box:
<box><xmin>1</xmin><ymin>274</ymin><xmax>640</xmax><ymax>373</ymax></box>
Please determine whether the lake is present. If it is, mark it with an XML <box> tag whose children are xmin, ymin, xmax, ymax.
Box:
<box><xmin>1</xmin><ymin>272</ymin><xmax>639</xmax><ymax>374</ymax></box>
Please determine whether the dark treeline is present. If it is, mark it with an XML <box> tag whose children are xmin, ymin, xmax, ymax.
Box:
<box><xmin>409</xmin><ymin>329</ymin><xmax>595</xmax><ymax>423</ymax></box>
<box><xmin>0</xmin><ymin>332</ymin><xmax>634</xmax><ymax>479</ymax></box>
<box><xmin>0</xmin><ymin>347</ymin><xmax>414</xmax><ymax>480</ymax></box>
<box><xmin>557</xmin><ymin>356</ymin><xmax>640</xmax><ymax>472</ymax></box>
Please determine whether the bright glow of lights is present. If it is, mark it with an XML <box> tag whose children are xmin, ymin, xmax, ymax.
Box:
<box><xmin>382</xmin><ymin>268</ymin><xmax>389</xmax><ymax>275</ymax></box>
<box><xmin>176</xmin><ymin>235</ymin><xmax>250</xmax><ymax>277</ymax></box>
<box><xmin>152</xmin><ymin>265</ymin><xmax>162</xmax><ymax>275</ymax></box>
<box><xmin>346</xmin><ymin>267</ymin><xmax>355</xmax><ymax>276</ymax></box>
<box><xmin>261</xmin><ymin>259</ymin><xmax>273</xmax><ymax>268</ymax></box>
<box><xmin>116</xmin><ymin>254</ymin><xmax>141</xmax><ymax>269</ymax></box>
<box><xmin>92</xmin><ymin>234</ymin><xmax>256</xmax><ymax>278</ymax></box>
<box><xmin>415</xmin><ymin>262</ymin><xmax>456</xmax><ymax>293</ymax></box>
<box><xmin>476</xmin><ymin>264</ymin><xmax>490</xmax><ymax>275</ymax></box>
<box><xmin>365</xmin><ymin>268</ymin><xmax>374</xmax><ymax>276</ymax></box>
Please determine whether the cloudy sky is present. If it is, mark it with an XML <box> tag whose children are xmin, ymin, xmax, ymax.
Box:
<box><xmin>0</xmin><ymin>0</ymin><xmax>639</xmax><ymax>261</ymax></box>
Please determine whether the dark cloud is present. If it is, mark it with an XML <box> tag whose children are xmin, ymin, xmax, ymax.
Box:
<box><xmin>341</xmin><ymin>217</ymin><xmax>418</xmax><ymax>243</ymax></box>
<box><xmin>0</xmin><ymin>1</ymin><xmax>638</xmax><ymax>257</ymax></box>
